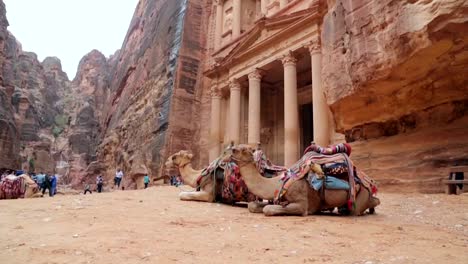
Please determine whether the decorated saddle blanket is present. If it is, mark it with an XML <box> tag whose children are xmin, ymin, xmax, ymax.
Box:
<box><xmin>196</xmin><ymin>150</ymin><xmax>286</xmax><ymax>203</ymax></box>
<box><xmin>253</xmin><ymin>149</ymin><xmax>287</xmax><ymax>176</ymax></box>
<box><xmin>304</xmin><ymin>143</ymin><xmax>352</xmax><ymax>156</ymax></box>
<box><xmin>0</xmin><ymin>175</ymin><xmax>25</xmax><ymax>199</ymax></box>
<box><xmin>196</xmin><ymin>158</ymin><xmax>256</xmax><ymax>203</ymax></box>
<box><xmin>274</xmin><ymin>152</ymin><xmax>378</xmax><ymax>208</ymax></box>
<box><xmin>308</xmin><ymin>174</ymin><xmax>350</xmax><ymax>191</ymax></box>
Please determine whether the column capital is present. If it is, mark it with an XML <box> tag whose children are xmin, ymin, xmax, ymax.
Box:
<box><xmin>229</xmin><ymin>79</ymin><xmax>241</xmax><ymax>91</ymax></box>
<box><xmin>210</xmin><ymin>86</ymin><xmax>222</xmax><ymax>98</ymax></box>
<box><xmin>248</xmin><ymin>69</ymin><xmax>263</xmax><ymax>81</ymax></box>
<box><xmin>281</xmin><ymin>51</ymin><xmax>297</xmax><ymax>66</ymax></box>
<box><xmin>307</xmin><ymin>37</ymin><xmax>321</xmax><ymax>55</ymax></box>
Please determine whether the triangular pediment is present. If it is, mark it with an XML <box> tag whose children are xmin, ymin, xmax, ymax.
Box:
<box><xmin>213</xmin><ymin>8</ymin><xmax>317</xmax><ymax>68</ymax></box>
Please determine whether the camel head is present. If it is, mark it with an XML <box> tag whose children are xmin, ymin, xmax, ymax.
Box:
<box><xmin>165</xmin><ymin>150</ymin><xmax>194</xmax><ymax>169</ymax></box>
<box><xmin>222</xmin><ymin>144</ymin><xmax>255</xmax><ymax>165</ymax></box>
<box><xmin>19</xmin><ymin>174</ymin><xmax>36</xmax><ymax>185</ymax></box>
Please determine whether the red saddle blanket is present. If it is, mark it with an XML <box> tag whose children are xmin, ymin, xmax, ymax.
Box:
<box><xmin>0</xmin><ymin>177</ymin><xmax>25</xmax><ymax>199</ymax></box>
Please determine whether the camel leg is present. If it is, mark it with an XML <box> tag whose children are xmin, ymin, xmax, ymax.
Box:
<box><xmin>263</xmin><ymin>203</ymin><xmax>307</xmax><ymax>217</ymax></box>
<box><xmin>352</xmin><ymin>189</ymin><xmax>371</xmax><ymax>216</ymax></box>
<box><xmin>248</xmin><ymin>201</ymin><xmax>268</xmax><ymax>213</ymax></box>
<box><xmin>178</xmin><ymin>191</ymin><xmax>213</xmax><ymax>202</ymax></box>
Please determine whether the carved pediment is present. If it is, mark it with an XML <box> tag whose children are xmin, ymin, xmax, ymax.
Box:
<box><xmin>207</xmin><ymin>8</ymin><xmax>319</xmax><ymax>76</ymax></box>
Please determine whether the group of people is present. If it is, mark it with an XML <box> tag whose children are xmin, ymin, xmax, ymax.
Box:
<box><xmin>83</xmin><ymin>175</ymin><xmax>104</xmax><ymax>195</ymax></box>
<box><xmin>113</xmin><ymin>169</ymin><xmax>151</xmax><ymax>189</ymax></box>
<box><xmin>170</xmin><ymin>175</ymin><xmax>182</xmax><ymax>187</ymax></box>
<box><xmin>33</xmin><ymin>172</ymin><xmax>58</xmax><ymax>197</ymax></box>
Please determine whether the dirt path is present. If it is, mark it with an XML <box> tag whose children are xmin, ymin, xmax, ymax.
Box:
<box><xmin>1</xmin><ymin>186</ymin><xmax>467</xmax><ymax>264</ymax></box>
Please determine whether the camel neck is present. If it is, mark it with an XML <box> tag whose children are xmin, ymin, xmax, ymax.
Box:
<box><xmin>239</xmin><ymin>163</ymin><xmax>282</xmax><ymax>200</ymax></box>
<box><xmin>179</xmin><ymin>163</ymin><xmax>203</xmax><ymax>187</ymax></box>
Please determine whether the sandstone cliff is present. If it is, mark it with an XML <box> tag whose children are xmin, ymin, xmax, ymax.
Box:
<box><xmin>98</xmin><ymin>0</ymin><xmax>211</xmax><ymax>188</ymax></box>
<box><xmin>0</xmin><ymin>0</ymin><xmax>211</xmax><ymax>190</ymax></box>
<box><xmin>322</xmin><ymin>0</ymin><xmax>468</xmax><ymax>192</ymax></box>
<box><xmin>0</xmin><ymin>0</ymin><xmax>111</xmax><ymax>185</ymax></box>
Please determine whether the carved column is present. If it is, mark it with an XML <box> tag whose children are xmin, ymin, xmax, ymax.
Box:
<box><xmin>260</xmin><ymin>0</ymin><xmax>268</xmax><ymax>16</ymax></box>
<box><xmin>248</xmin><ymin>69</ymin><xmax>262</xmax><ymax>146</ymax></box>
<box><xmin>229</xmin><ymin>79</ymin><xmax>242</xmax><ymax>144</ymax></box>
<box><xmin>282</xmin><ymin>52</ymin><xmax>299</xmax><ymax>167</ymax></box>
<box><xmin>280</xmin><ymin>0</ymin><xmax>288</xmax><ymax>9</ymax></box>
<box><xmin>209</xmin><ymin>85</ymin><xmax>222</xmax><ymax>161</ymax></box>
<box><xmin>214</xmin><ymin>0</ymin><xmax>224</xmax><ymax>50</ymax></box>
<box><xmin>309</xmin><ymin>37</ymin><xmax>330</xmax><ymax>146</ymax></box>
<box><xmin>232</xmin><ymin>0</ymin><xmax>242</xmax><ymax>38</ymax></box>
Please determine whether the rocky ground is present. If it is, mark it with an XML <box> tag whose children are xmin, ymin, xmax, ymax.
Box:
<box><xmin>0</xmin><ymin>187</ymin><xmax>467</xmax><ymax>264</ymax></box>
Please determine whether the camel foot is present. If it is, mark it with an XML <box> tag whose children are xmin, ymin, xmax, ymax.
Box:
<box><xmin>263</xmin><ymin>204</ymin><xmax>307</xmax><ymax>217</ymax></box>
<box><xmin>369</xmin><ymin>197</ymin><xmax>381</xmax><ymax>208</ymax></box>
<box><xmin>248</xmin><ymin>201</ymin><xmax>268</xmax><ymax>213</ymax></box>
<box><xmin>178</xmin><ymin>191</ymin><xmax>212</xmax><ymax>202</ymax></box>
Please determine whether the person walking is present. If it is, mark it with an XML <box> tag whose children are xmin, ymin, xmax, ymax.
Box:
<box><xmin>143</xmin><ymin>174</ymin><xmax>150</xmax><ymax>189</ymax></box>
<box><xmin>96</xmin><ymin>175</ymin><xmax>104</xmax><ymax>193</ymax></box>
<box><xmin>83</xmin><ymin>184</ymin><xmax>92</xmax><ymax>195</ymax></box>
<box><xmin>36</xmin><ymin>172</ymin><xmax>45</xmax><ymax>188</ymax></box>
<box><xmin>42</xmin><ymin>174</ymin><xmax>51</xmax><ymax>196</ymax></box>
<box><xmin>114</xmin><ymin>169</ymin><xmax>123</xmax><ymax>189</ymax></box>
<box><xmin>50</xmin><ymin>174</ymin><xmax>57</xmax><ymax>197</ymax></box>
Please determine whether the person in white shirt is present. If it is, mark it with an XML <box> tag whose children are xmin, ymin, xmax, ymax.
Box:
<box><xmin>114</xmin><ymin>169</ymin><xmax>124</xmax><ymax>188</ymax></box>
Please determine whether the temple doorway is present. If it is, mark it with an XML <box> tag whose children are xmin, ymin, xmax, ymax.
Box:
<box><xmin>300</xmin><ymin>103</ymin><xmax>313</xmax><ymax>154</ymax></box>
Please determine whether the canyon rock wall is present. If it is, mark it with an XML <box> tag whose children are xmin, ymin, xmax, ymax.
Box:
<box><xmin>0</xmin><ymin>0</ymin><xmax>211</xmax><ymax>189</ymax></box>
<box><xmin>0</xmin><ymin>0</ymin><xmax>111</xmax><ymax>185</ymax></box>
<box><xmin>322</xmin><ymin>0</ymin><xmax>468</xmax><ymax>192</ymax></box>
<box><xmin>0</xmin><ymin>0</ymin><xmax>19</xmax><ymax>170</ymax></box>
<box><xmin>98</xmin><ymin>0</ymin><xmax>211</xmax><ymax>188</ymax></box>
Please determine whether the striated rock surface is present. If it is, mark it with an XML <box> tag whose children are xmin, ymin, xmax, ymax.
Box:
<box><xmin>0</xmin><ymin>0</ymin><xmax>19</xmax><ymax>169</ymax></box>
<box><xmin>98</xmin><ymin>0</ymin><xmax>211</xmax><ymax>187</ymax></box>
<box><xmin>322</xmin><ymin>0</ymin><xmax>468</xmax><ymax>191</ymax></box>
<box><xmin>0</xmin><ymin>0</ymin><xmax>111</xmax><ymax>185</ymax></box>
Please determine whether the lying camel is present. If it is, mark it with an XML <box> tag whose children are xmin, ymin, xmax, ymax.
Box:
<box><xmin>0</xmin><ymin>174</ymin><xmax>42</xmax><ymax>199</ymax></box>
<box><xmin>224</xmin><ymin>145</ymin><xmax>380</xmax><ymax>216</ymax></box>
<box><xmin>165</xmin><ymin>150</ymin><xmax>215</xmax><ymax>202</ymax></box>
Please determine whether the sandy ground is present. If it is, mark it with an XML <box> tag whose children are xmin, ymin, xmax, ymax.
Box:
<box><xmin>0</xmin><ymin>186</ymin><xmax>467</xmax><ymax>264</ymax></box>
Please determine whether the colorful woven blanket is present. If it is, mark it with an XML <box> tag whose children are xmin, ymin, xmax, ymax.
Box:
<box><xmin>304</xmin><ymin>143</ymin><xmax>352</xmax><ymax>156</ymax></box>
<box><xmin>0</xmin><ymin>176</ymin><xmax>25</xmax><ymax>199</ymax></box>
<box><xmin>195</xmin><ymin>150</ymin><xmax>286</xmax><ymax>203</ymax></box>
<box><xmin>220</xmin><ymin>162</ymin><xmax>257</xmax><ymax>203</ymax></box>
<box><xmin>274</xmin><ymin>152</ymin><xmax>378</xmax><ymax>209</ymax></box>
<box><xmin>253</xmin><ymin>149</ymin><xmax>287</xmax><ymax>175</ymax></box>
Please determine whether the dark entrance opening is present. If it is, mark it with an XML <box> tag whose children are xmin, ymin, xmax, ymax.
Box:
<box><xmin>300</xmin><ymin>103</ymin><xmax>313</xmax><ymax>154</ymax></box>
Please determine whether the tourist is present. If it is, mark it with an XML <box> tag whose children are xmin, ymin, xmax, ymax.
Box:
<box><xmin>50</xmin><ymin>174</ymin><xmax>57</xmax><ymax>197</ymax></box>
<box><xmin>143</xmin><ymin>174</ymin><xmax>150</xmax><ymax>189</ymax></box>
<box><xmin>175</xmin><ymin>176</ymin><xmax>182</xmax><ymax>187</ymax></box>
<box><xmin>42</xmin><ymin>174</ymin><xmax>51</xmax><ymax>196</ymax></box>
<box><xmin>114</xmin><ymin>169</ymin><xmax>123</xmax><ymax>189</ymax></box>
<box><xmin>96</xmin><ymin>175</ymin><xmax>104</xmax><ymax>193</ymax></box>
<box><xmin>83</xmin><ymin>184</ymin><xmax>92</xmax><ymax>195</ymax></box>
<box><xmin>36</xmin><ymin>173</ymin><xmax>45</xmax><ymax>189</ymax></box>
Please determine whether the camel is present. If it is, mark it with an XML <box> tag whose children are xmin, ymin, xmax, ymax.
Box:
<box><xmin>223</xmin><ymin>144</ymin><xmax>380</xmax><ymax>216</ymax></box>
<box><xmin>0</xmin><ymin>174</ymin><xmax>42</xmax><ymax>199</ymax></box>
<box><xmin>165</xmin><ymin>150</ymin><xmax>216</xmax><ymax>202</ymax></box>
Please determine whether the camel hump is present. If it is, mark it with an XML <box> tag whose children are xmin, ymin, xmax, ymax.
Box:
<box><xmin>5</xmin><ymin>175</ymin><xmax>18</xmax><ymax>181</ymax></box>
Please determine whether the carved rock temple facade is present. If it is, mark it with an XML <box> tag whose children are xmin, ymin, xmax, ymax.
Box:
<box><xmin>203</xmin><ymin>0</ymin><xmax>468</xmax><ymax>192</ymax></box>
<box><xmin>1</xmin><ymin>0</ymin><xmax>466</xmax><ymax>192</ymax></box>
<box><xmin>205</xmin><ymin>0</ymin><xmax>334</xmax><ymax>166</ymax></box>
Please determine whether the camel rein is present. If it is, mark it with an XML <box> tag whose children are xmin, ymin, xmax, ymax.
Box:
<box><xmin>228</xmin><ymin>155</ymin><xmax>253</xmax><ymax>168</ymax></box>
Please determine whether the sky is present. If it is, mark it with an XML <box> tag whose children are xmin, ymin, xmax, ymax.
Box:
<box><xmin>4</xmin><ymin>0</ymin><xmax>139</xmax><ymax>79</ymax></box>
